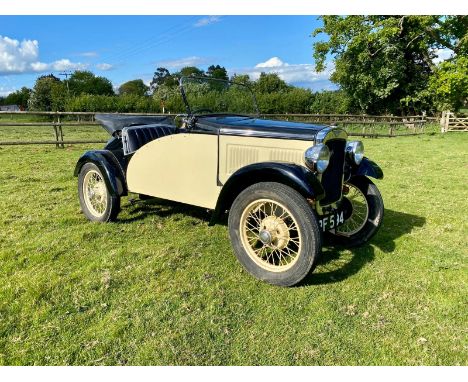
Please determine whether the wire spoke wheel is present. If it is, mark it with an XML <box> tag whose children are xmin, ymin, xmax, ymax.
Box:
<box><xmin>82</xmin><ymin>170</ymin><xmax>108</xmax><ymax>218</ymax></box>
<box><xmin>229</xmin><ymin>182</ymin><xmax>321</xmax><ymax>286</ymax></box>
<box><xmin>240</xmin><ymin>199</ymin><xmax>302</xmax><ymax>272</ymax></box>
<box><xmin>335</xmin><ymin>183</ymin><xmax>369</xmax><ymax>237</ymax></box>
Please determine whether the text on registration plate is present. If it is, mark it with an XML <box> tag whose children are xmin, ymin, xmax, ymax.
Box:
<box><xmin>318</xmin><ymin>211</ymin><xmax>344</xmax><ymax>232</ymax></box>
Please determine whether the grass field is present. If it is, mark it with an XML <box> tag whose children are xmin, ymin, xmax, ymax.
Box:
<box><xmin>0</xmin><ymin>125</ymin><xmax>466</xmax><ymax>365</ymax></box>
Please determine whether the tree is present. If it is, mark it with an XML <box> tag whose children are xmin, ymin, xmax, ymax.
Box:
<box><xmin>66</xmin><ymin>70</ymin><xmax>114</xmax><ymax>96</ymax></box>
<box><xmin>150</xmin><ymin>67</ymin><xmax>178</xmax><ymax>91</ymax></box>
<box><xmin>429</xmin><ymin>56</ymin><xmax>468</xmax><ymax>112</ymax></box>
<box><xmin>207</xmin><ymin>65</ymin><xmax>228</xmax><ymax>80</ymax></box>
<box><xmin>230</xmin><ymin>74</ymin><xmax>252</xmax><ymax>86</ymax></box>
<box><xmin>28</xmin><ymin>74</ymin><xmax>67</xmax><ymax>111</ymax></box>
<box><xmin>309</xmin><ymin>90</ymin><xmax>351</xmax><ymax>114</ymax></box>
<box><xmin>118</xmin><ymin>79</ymin><xmax>149</xmax><ymax>96</ymax></box>
<box><xmin>178</xmin><ymin>66</ymin><xmax>205</xmax><ymax>78</ymax></box>
<box><xmin>313</xmin><ymin>16</ymin><xmax>468</xmax><ymax>114</ymax></box>
<box><xmin>254</xmin><ymin>72</ymin><xmax>289</xmax><ymax>94</ymax></box>
<box><xmin>1</xmin><ymin>87</ymin><xmax>31</xmax><ymax>109</ymax></box>
<box><xmin>254</xmin><ymin>72</ymin><xmax>289</xmax><ymax>93</ymax></box>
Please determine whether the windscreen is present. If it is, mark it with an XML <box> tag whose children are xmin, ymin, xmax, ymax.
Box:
<box><xmin>180</xmin><ymin>77</ymin><xmax>259</xmax><ymax>116</ymax></box>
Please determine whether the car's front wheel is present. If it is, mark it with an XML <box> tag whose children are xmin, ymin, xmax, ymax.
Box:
<box><xmin>78</xmin><ymin>162</ymin><xmax>120</xmax><ymax>222</ymax></box>
<box><xmin>228</xmin><ymin>182</ymin><xmax>322</xmax><ymax>287</ymax></box>
<box><xmin>328</xmin><ymin>176</ymin><xmax>384</xmax><ymax>247</ymax></box>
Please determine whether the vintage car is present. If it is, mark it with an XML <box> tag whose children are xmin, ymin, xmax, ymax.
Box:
<box><xmin>74</xmin><ymin>77</ymin><xmax>384</xmax><ymax>286</ymax></box>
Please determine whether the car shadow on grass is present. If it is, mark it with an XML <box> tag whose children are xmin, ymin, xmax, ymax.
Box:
<box><xmin>303</xmin><ymin>208</ymin><xmax>426</xmax><ymax>285</ymax></box>
<box><xmin>119</xmin><ymin>199</ymin><xmax>425</xmax><ymax>285</ymax></box>
<box><xmin>118</xmin><ymin>197</ymin><xmax>211</xmax><ymax>224</ymax></box>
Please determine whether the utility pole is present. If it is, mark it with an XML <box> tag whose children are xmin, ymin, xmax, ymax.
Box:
<box><xmin>58</xmin><ymin>71</ymin><xmax>72</xmax><ymax>95</ymax></box>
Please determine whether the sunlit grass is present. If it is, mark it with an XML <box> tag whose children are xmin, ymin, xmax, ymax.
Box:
<box><xmin>0</xmin><ymin>129</ymin><xmax>466</xmax><ymax>365</ymax></box>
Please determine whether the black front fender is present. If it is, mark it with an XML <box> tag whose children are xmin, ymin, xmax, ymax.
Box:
<box><xmin>350</xmin><ymin>157</ymin><xmax>384</xmax><ymax>180</ymax></box>
<box><xmin>211</xmin><ymin>162</ymin><xmax>325</xmax><ymax>224</ymax></box>
<box><xmin>74</xmin><ymin>150</ymin><xmax>128</xmax><ymax>196</ymax></box>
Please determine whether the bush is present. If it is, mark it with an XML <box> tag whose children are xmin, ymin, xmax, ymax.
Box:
<box><xmin>65</xmin><ymin>94</ymin><xmax>162</xmax><ymax>113</ymax></box>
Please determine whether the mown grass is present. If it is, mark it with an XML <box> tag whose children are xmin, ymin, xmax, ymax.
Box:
<box><xmin>0</xmin><ymin>125</ymin><xmax>466</xmax><ymax>365</ymax></box>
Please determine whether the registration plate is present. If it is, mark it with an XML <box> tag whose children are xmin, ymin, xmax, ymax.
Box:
<box><xmin>318</xmin><ymin>210</ymin><xmax>345</xmax><ymax>232</ymax></box>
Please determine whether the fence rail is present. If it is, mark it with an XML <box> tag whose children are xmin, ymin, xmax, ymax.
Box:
<box><xmin>0</xmin><ymin>111</ymin><xmax>430</xmax><ymax>147</ymax></box>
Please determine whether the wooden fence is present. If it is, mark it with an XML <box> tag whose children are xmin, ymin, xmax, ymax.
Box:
<box><xmin>265</xmin><ymin>113</ymin><xmax>428</xmax><ymax>137</ymax></box>
<box><xmin>0</xmin><ymin>111</ymin><xmax>430</xmax><ymax>147</ymax></box>
<box><xmin>440</xmin><ymin>111</ymin><xmax>468</xmax><ymax>132</ymax></box>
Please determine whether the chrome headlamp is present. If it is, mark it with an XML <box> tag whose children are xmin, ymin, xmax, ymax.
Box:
<box><xmin>304</xmin><ymin>144</ymin><xmax>330</xmax><ymax>173</ymax></box>
<box><xmin>346</xmin><ymin>141</ymin><xmax>364</xmax><ymax>165</ymax></box>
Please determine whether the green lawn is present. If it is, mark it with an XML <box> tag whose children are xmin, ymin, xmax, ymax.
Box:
<box><xmin>0</xmin><ymin>128</ymin><xmax>466</xmax><ymax>365</ymax></box>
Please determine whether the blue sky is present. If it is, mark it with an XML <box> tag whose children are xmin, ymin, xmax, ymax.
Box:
<box><xmin>0</xmin><ymin>16</ymin><xmax>336</xmax><ymax>96</ymax></box>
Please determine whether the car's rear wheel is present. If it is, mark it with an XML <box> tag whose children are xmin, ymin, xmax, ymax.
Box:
<box><xmin>327</xmin><ymin>176</ymin><xmax>383</xmax><ymax>247</ymax></box>
<box><xmin>78</xmin><ymin>162</ymin><xmax>120</xmax><ymax>222</ymax></box>
<box><xmin>228</xmin><ymin>182</ymin><xmax>321</xmax><ymax>286</ymax></box>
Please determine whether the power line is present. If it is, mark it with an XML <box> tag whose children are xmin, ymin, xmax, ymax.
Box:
<box><xmin>101</xmin><ymin>16</ymin><xmax>199</xmax><ymax>66</ymax></box>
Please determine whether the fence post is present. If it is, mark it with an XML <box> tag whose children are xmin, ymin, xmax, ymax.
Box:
<box><xmin>440</xmin><ymin>111</ymin><xmax>446</xmax><ymax>133</ymax></box>
<box><xmin>57</xmin><ymin>114</ymin><xmax>64</xmax><ymax>148</ymax></box>
<box><xmin>444</xmin><ymin>111</ymin><xmax>451</xmax><ymax>133</ymax></box>
<box><xmin>441</xmin><ymin>110</ymin><xmax>452</xmax><ymax>133</ymax></box>
<box><xmin>53</xmin><ymin>114</ymin><xmax>59</xmax><ymax>148</ymax></box>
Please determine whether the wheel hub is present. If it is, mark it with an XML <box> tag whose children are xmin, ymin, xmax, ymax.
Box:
<box><xmin>259</xmin><ymin>216</ymin><xmax>290</xmax><ymax>250</ymax></box>
<box><xmin>259</xmin><ymin>230</ymin><xmax>272</xmax><ymax>245</ymax></box>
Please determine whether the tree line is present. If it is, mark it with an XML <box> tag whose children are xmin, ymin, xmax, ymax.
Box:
<box><xmin>1</xmin><ymin>15</ymin><xmax>466</xmax><ymax>115</ymax></box>
<box><xmin>0</xmin><ymin>67</ymin><xmax>349</xmax><ymax>114</ymax></box>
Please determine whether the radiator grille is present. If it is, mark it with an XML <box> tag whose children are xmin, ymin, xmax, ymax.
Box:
<box><xmin>320</xmin><ymin>139</ymin><xmax>346</xmax><ymax>205</ymax></box>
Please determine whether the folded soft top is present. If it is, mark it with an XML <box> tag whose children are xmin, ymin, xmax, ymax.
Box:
<box><xmin>95</xmin><ymin>114</ymin><xmax>174</xmax><ymax>136</ymax></box>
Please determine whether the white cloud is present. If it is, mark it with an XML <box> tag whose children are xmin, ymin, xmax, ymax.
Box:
<box><xmin>96</xmin><ymin>63</ymin><xmax>113</xmax><ymax>71</ymax></box>
<box><xmin>53</xmin><ymin>59</ymin><xmax>87</xmax><ymax>71</ymax></box>
<box><xmin>0</xmin><ymin>35</ymin><xmax>86</xmax><ymax>75</ymax></box>
<box><xmin>194</xmin><ymin>16</ymin><xmax>221</xmax><ymax>27</ymax></box>
<box><xmin>433</xmin><ymin>48</ymin><xmax>454</xmax><ymax>64</ymax></box>
<box><xmin>255</xmin><ymin>57</ymin><xmax>286</xmax><ymax>68</ymax></box>
<box><xmin>77</xmin><ymin>51</ymin><xmax>98</xmax><ymax>57</ymax></box>
<box><xmin>232</xmin><ymin>56</ymin><xmax>335</xmax><ymax>90</ymax></box>
<box><xmin>158</xmin><ymin>56</ymin><xmax>211</xmax><ymax>69</ymax></box>
<box><xmin>0</xmin><ymin>85</ymin><xmax>16</xmax><ymax>97</ymax></box>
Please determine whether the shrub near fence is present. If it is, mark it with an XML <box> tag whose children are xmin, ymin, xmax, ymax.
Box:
<box><xmin>0</xmin><ymin>111</ymin><xmax>430</xmax><ymax>147</ymax></box>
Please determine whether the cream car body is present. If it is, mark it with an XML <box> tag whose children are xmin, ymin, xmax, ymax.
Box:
<box><xmin>126</xmin><ymin>133</ymin><xmax>315</xmax><ymax>209</ymax></box>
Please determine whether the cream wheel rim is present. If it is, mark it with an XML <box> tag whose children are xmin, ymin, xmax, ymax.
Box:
<box><xmin>240</xmin><ymin>199</ymin><xmax>302</xmax><ymax>272</ymax></box>
<box><xmin>83</xmin><ymin>169</ymin><xmax>108</xmax><ymax>217</ymax></box>
<box><xmin>335</xmin><ymin>183</ymin><xmax>369</xmax><ymax>236</ymax></box>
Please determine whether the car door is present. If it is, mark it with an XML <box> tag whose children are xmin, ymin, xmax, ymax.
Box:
<box><xmin>126</xmin><ymin>132</ymin><xmax>221</xmax><ymax>209</ymax></box>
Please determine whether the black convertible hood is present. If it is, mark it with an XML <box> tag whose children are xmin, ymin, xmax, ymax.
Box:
<box><xmin>95</xmin><ymin>114</ymin><xmax>173</xmax><ymax>136</ymax></box>
<box><xmin>199</xmin><ymin>116</ymin><xmax>327</xmax><ymax>140</ymax></box>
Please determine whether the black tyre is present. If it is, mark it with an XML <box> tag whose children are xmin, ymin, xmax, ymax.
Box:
<box><xmin>228</xmin><ymin>182</ymin><xmax>322</xmax><ymax>287</ymax></box>
<box><xmin>78</xmin><ymin>162</ymin><xmax>120</xmax><ymax>222</ymax></box>
<box><xmin>328</xmin><ymin>176</ymin><xmax>384</xmax><ymax>247</ymax></box>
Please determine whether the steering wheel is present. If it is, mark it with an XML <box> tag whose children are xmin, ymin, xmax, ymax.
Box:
<box><xmin>192</xmin><ymin>108</ymin><xmax>214</xmax><ymax>114</ymax></box>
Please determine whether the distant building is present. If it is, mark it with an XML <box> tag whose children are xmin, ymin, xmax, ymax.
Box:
<box><xmin>0</xmin><ymin>105</ymin><xmax>21</xmax><ymax>112</ymax></box>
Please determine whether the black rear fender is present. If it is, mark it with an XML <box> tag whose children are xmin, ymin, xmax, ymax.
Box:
<box><xmin>74</xmin><ymin>150</ymin><xmax>128</xmax><ymax>196</ymax></box>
